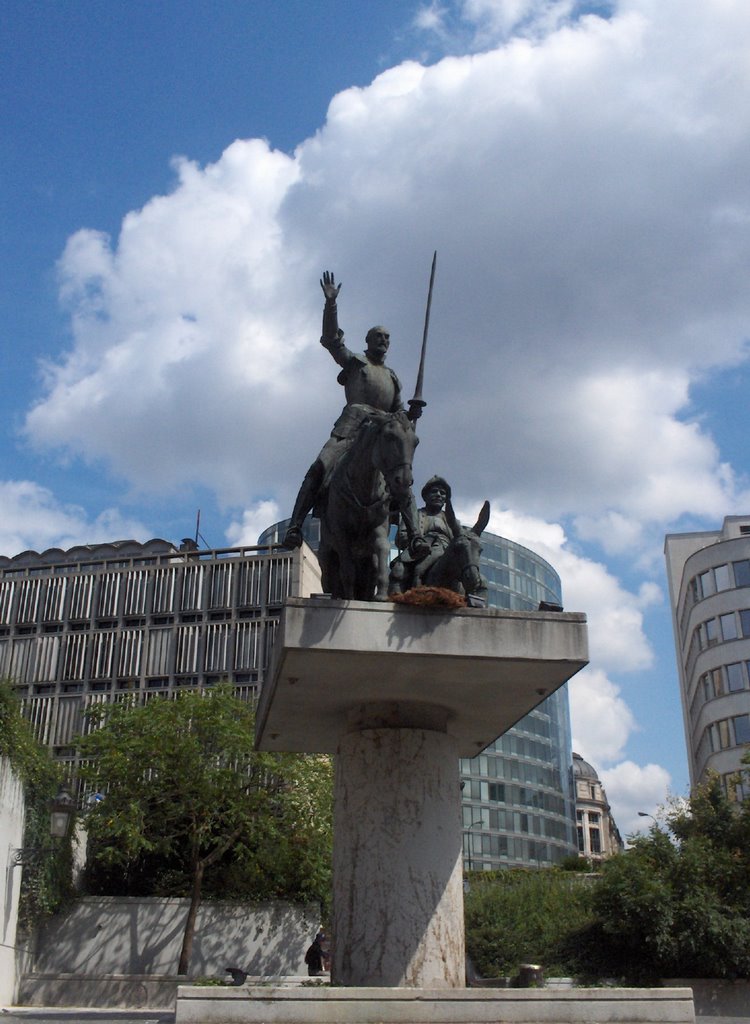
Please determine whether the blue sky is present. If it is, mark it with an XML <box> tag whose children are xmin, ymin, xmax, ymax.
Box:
<box><xmin>3</xmin><ymin>0</ymin><xmax>750</xmax><ymax>834</ymax></box>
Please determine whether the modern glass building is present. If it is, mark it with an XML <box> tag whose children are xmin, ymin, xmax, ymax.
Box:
<box><xmin>459</xmin><ymin>532</ymin><xmax>577</xmax><ymax>869</ymax></box>
<box><xmin>665</xmin><ymin>515</ymin><xmax>750</xmax><ymax>800</ymax></box>
<box><xmin>260</xmin><ymin>516</ymin><xmax>579</xmax><ymax>869</ymax></box>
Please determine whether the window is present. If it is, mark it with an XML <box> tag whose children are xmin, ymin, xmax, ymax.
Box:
<box><xmin>706</xmin><ymin>619</ymin><xmax>719</xmax><ymax>646</ymax></box>
<box><xmin>740</xmin><ymin>609</ymin><xmax>750</xmax><ymax>637</ymax></box>
<box><xmin>734</xmin><ymin>560</ymin><xmax>750</xmax><ymax>587</ymax></box>
<box><xmin>726</xmin><ymin>663</ymin><xmax>745</xmax><ymax>692</ymax></box>
<box><xmin>589</xmin><ymin>828</ymin><xmax>601</xmax><ymax>854</ymax></box>
<box><xmin>714</xmin><ymin>564</ymin><xmax>731</xmax><ymax>591</ymax></box>
<box><xmin>488</xmin><ymin>782</ymin><xmax>505</xmax><ymax>802</ymax></box>
<box><xmin>734</xmin><ymin>715</ymin><xmax>750</xmax><ymax>745</ymax></box>
<box><xmin>720</xmin><ymin>614</ymin><xmax>738</xmax><ymax>641</ymax></box>
<box><xmin>699</xmin><ymin>570</ymin><xmax>715</xmax><ymax>598</ymax></box>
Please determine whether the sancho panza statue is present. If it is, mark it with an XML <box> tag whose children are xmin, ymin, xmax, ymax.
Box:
<box><xmin>282</xmin><ymin>272</ymin><xmax>425</xmax><ymax>556</ymax></box>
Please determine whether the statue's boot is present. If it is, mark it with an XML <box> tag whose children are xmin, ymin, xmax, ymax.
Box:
<box><xmin>281</xmin><ymin>465</ymin><xmax>322</xmax><ymax>549</ymax></box>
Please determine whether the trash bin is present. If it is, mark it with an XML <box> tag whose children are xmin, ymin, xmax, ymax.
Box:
<box><xmin>517</xmin><ymin>963</ymin><xmax>544</xmax><ymax>987</ymax></box>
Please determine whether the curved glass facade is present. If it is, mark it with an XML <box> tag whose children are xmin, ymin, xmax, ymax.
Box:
<box><xmin>461</xmin><ymin>532</ymin><xmax>576</xmax><ymax>869</ymax></box>
<box><xmin>260</xmin><ymin>516</ymin><xmax>578</xmax><ymax>869</ymax></box>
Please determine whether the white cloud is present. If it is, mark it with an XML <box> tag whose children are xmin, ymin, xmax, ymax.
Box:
<box><xmin>483</xmin><ymin>506</ymin><xmax>654</xmax><ymax>672</ymax></box>
<box><xmin>226</xmin><ymin>500</ymin><xmax>281</xmax><ymax>547</ymax></box>
<box><xmin>0</xmin><ymin>481</ymin><xmax>148</xmax><ymax>558</ymax></box>
<box><xmin>569</xmin><ymin>667</ymin><xmax>636</xmax><ymax>765</ymax></box>
<box><xmin>23</xmin><ymin>0</ymin><xmax>750</xmax><ymax>552</ymax></box>
<box><xmin>600</xmin><ymin>759</ymin><xmax>672</xmax><ymax>839</ymax></box>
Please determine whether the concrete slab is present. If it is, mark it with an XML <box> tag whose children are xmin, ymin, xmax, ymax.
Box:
<box><xmin>256</xmin><ymin>598</ymin><xmax>588</xmax><ymax>756</ymax></box>
<box><xmin>175</xmin><ymin>985</ymin><xmax>695</xmax><ymax>1024</ymax></box>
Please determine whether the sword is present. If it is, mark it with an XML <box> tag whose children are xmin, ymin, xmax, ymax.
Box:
<box><xmin>408</xmin><ymin>250</ymin><xmax>437</xmax><ymax>418</ymax></box>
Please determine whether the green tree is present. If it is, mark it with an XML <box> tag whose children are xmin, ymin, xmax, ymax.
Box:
<box><xmin>77</xmin><ymin>686</ymin><xmax>332</xmax><ymax>975</ymax></box>
<box><xmin>591</xmin><ymin>775</ymin><xmax>750</xmax><ymax>981</ymax></box>
<box><xmin>0</xmin><ymin>678</ymin><xmax>71</xmax><ymax>928</ymax></box>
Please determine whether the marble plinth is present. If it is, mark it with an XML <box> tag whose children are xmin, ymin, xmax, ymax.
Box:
<box><xmin>333</xmin><ymin>727</ymin><xmax>464</xmax><ymax>988</ymax></box>
<box><xmin>175</xmin><ymin>985</ymin><xmax>696</xmax><ymax>1024</ymax></box>
<box><xmin>256</xmin><ymin>599</ymin><xmax>588</xmax><ymax>757</ymax></box>
<box><xmin>255</xmin><ymin>598</ymin><xmax>589</xmax><ymax>990</ymax></box>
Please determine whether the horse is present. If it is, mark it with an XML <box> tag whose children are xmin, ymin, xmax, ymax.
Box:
<box><xmin>408</xmin><ymin>501</ymin><xmax>490</xmax><ymax>604</ymax></box>
<box><xmin>318</xmin><ymin>408</ymin><xmax>419</xmax><ymax>601</ymax></box>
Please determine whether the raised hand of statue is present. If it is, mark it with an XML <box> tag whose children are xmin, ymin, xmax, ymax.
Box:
<box><xmin>320</xmin><ymin>271</ymin><xmax>341</xmax><ymax>302</ymax></box>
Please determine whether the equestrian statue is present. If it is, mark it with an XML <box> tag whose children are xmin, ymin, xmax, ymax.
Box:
<box><xmin>282</xmin><ymin>271</ymin><xmax>427</xmax><ymax>600</ymax></box>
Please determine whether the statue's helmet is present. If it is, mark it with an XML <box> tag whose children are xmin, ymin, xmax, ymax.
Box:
<box><xmin>421</xmin><ymin>476</ymin><xmax>451</xmax><ymax>501</ymax></box>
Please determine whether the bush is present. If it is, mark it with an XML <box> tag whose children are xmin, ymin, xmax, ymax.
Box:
<box><xmin>464</xmin><ymin>869</ymin><xmax>596</xmax><ymax>978</ymax></box>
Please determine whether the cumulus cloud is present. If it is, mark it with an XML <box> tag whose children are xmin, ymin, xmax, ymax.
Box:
<box><xmin>0</xmin><ymin>481</ymin><xmax>148</xmax><ymax>557</ymax></box>
<box><xmin>600</xmin><ymin>759</ymin><xmax>672</xmax><ymax>838</ymax></box>
<box><xmin>225</xmin><ymin>499</ymin><xmax>281</xmax><ymax>546</ymax></box>
<box><xmin>23</xmin><ymin>0</ymin><xmax>750</xmax><ymax>548</ymax></box>
<box><xmin>569</xmin><ymin>667</ymin><xmax>636</xmax><ymax>764</ymax></box>
<box><xmin>18</xmin><ymin>0</ymin><xmax>750</xmax><ymax>809</ymax></box>
<box><xmin>483</xmin><ymin>506</ymin><xmax>655</xmax><ymax>672</ymax></box>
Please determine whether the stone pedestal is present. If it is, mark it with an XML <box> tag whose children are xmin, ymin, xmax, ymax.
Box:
<box><xmin>256</xmin><ymin>598</ymin><xmax>589</xmax><ymax>990</ymax></box>
<box><xmin>333</xmin><ymin>726</ymin><xmax>464</xmax><ymax>987</ymax></box>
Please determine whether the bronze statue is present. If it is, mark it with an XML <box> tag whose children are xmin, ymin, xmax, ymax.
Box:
<box><xmin>283</xmin><ymin>272</ymin><xmax>426</xmax><ymax>600</ymax></box>
<box><xmin>390</xmin><ymin>476</ymin><xmax>490</xmax><ymax>603</ymax></box>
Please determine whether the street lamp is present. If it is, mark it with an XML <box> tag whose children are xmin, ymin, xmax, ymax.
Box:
<box><xmin>637</xmin><ymin>811</ymin><xmax>665</xmax><ymax>836</ymax></box>
<box><xmin>50</xmin><ymin>786</ymin><xmax>75</xmax><ymax>837</ymax></box>
<box><xmin>12</xmin><ymin>784</ymin><xmax>75</xmax><ymax>867</ymax></box>
<box><xmin>463</xmin><ymin>818</ymin><xmax>485</xmax><ymax>873</ymax></box>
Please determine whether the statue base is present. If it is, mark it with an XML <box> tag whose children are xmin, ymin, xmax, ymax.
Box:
<box><xmin>255</xmin><ymin>598</ymin><xmax>589</xmax><ymax>989</ymax></box>
<box><xmin>175</xmin><ymin>984</ymin><xmax>696</xmax><ymax>1023</ymax></box>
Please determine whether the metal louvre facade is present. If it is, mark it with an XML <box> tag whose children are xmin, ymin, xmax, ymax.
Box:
<box><xmin>0</xmin><ymin>539</ymin><xmax>321</xmax><ymax>775</ymax></box>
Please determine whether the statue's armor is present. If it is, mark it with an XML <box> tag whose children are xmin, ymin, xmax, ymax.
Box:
<box><xmin>342</xmin><ymin>360</ymin><xmax>398</xmax><ymax>414</ymax></box>
<box><xmin>314</xmin><ymin>330</ymin><xmax>405</xmax><ymax>476</ymax></box>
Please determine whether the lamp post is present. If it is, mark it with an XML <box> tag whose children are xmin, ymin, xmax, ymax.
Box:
<box><xmin>50</xmin><ymin>785</ymin><xmax>75</xmax><ymax>837</ymax></box>
<box><xmin>12</xmin><ymin>784</ymin><xmax>75</xmax><ymax>867</ymax></box>
<box><xmin>463</xmin><ymin>819</ymin><xmax>485</xmax><ymax>873</ymax></box>
<box><xmin>637</xmin><ymin>811</ymin><xmax>657</xmax><ymax>826</ymax></box>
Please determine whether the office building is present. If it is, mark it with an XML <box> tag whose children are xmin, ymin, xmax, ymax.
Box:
<box><xmin>0</xmin><ymin>537</ymin><xmax>321</xmax><ymax>777</ymax></box>
<box><xmin>665</xmin><ymin>516</ymin><xmax>750</xmax><ymax>799</ymax></box>
<box><xmin>572</xmin><ymin>752</ymin><xmax>622</xmax><ymax>863</ymax></box>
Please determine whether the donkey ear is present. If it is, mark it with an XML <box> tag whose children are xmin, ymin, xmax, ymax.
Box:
<box><xmin>472</xmin><ymin>500</ymin><xmax>490</xmax><ymax>536</ymax></box>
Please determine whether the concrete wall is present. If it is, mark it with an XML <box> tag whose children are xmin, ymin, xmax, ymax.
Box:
<box><xmin>32</xmin><ymin>896</ymin><xmax>320</xmax><ymax>978</ymax></box>
<box><xmin>667</xmin><ymin>978</ymin><xmax>750</xmax><ymax>1018</ymax></box>
<box><xmin>0</xmin><ymin>756</ymin><xmax>26</xmax><ymax>1005</ymax></box>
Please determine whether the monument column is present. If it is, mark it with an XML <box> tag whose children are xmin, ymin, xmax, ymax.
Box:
<box><xmin>255</xmin><ymin>598</ymin><xmax>589</xmax><ymax>992</ymax></box>
<box><xmin>332</xmin><ymin>716</ymin><xmax>464</xmax><ymax>987</ymax></box>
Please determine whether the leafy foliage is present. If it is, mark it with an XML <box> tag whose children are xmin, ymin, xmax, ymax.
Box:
<box><xmin>465</xmin><ymin>773</ymin><xmax>750</xmax><ymax>983</ymax></box>
<box><xmin>464</xmin><ymin>869</ymin><xmax>596</xmax><ymax>978</ymax></box>
<box><xmin>589</xmin><ymin>774</ymin><xmax>750</xmax><ymax>981</ymax></box>
<box><xmin>76</xmin><ymin>686</ymin><xmax>333</xmax><ymax>973</ymax></box>
<box><xmin>0</xmin><ymin>678</ymin><xmax>72</xmax><ymax>929</ymax></box>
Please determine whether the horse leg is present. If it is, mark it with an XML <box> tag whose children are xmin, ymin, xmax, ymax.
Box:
<box><xmin>372</xmin><ymin>525</ymin><xmax>391</xmax><ymax>601</ymax></box>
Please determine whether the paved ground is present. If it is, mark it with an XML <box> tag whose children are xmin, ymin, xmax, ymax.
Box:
<box><xmin>1</xmin><ymin>1012</ymin><xmax>175</xmax><ymax>1023</ymax></box>
<box><xmin>1</xmin><ymin>1013</ymin><xmax>747</xmax><ymax>1024</ymax></box>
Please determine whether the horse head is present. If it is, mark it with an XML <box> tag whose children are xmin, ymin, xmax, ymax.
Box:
<box><xmin>369</xmin><ymin>409</ymin><xmax>419</xmax><ymax>499</ymax></box>
<box><xmin>458</xmin><ymin>501</ymin><xmax>491</xmax><ymax>596</ymax></box>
